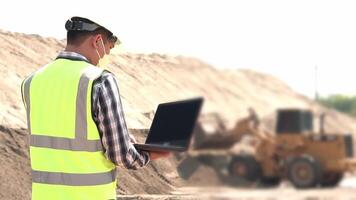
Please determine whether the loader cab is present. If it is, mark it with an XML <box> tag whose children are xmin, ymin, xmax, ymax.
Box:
<box><xmin>276</xmin><ymin>109</ymin><xmax>313</xmax><ymax>134</ymax></box>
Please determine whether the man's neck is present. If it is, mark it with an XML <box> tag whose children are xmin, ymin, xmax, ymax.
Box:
<box><xmin>65</xmin><ymin>45</ymin><xmax>93</xmax><ymax>64</ymax></box>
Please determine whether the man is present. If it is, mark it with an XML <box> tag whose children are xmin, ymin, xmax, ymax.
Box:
<box><xmin>21</xmin><ymin>16</ymin><xmax>169</xmax><ymax>200</ymax></box>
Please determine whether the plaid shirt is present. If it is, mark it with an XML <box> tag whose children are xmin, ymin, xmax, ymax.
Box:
<box><xmin>57</xmin><ymin>51</ymin><xmax>150</xmax><ymax>169</ymax></box>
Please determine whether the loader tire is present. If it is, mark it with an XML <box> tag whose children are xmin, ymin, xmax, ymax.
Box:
<box><xmin>228</xmin><ymin>155</ymin><xmax>261</xmax><ymax>182</ymax></box>
<box><xmin>321</xmin><ymin>172</ymin><xmax>343</xmax><ymax>187</ymax></box>
<box><xmin>287</xmin><ymin>155</ymin><xmax>322</xmax><ymax>188</ymax></box>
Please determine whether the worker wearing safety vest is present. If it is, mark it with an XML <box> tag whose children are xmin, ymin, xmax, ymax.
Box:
<box><xmin>21</xmin><ymin>16</ymin><xmax>169</xmax><ymax>200</ymax></box>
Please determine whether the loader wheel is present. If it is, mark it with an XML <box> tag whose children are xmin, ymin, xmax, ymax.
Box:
<box><xmin>321</xmin><ymin>172</ymin><xmax>343</xmax><ymax>187</ymax></box>
<box><xmin>228</xmin><ymin>155</ymin><xmax>261</xmax><ymax>182</ymax></box>
<box><xmin>287</xmin><ymin>155</ymin><xmax>322</xmax><ymax>188</ymax></box>
<box><xmin>260</xmin><ymin>176</ymin><xmax>281</xmax><ymax>187</ymax></box>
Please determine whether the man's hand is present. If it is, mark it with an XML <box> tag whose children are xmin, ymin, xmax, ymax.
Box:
<box><xmin>148</xmin><ymin>151</ymin><xmax>171</xmax><ymax>160</ymax></box>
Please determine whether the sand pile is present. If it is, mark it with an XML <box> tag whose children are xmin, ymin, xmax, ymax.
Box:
<box><xmin>0</xmin><ymin>126</ymin><xmax>30</xmax><ymax>200</ymax></box>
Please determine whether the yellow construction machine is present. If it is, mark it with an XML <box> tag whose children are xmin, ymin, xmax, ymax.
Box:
<box><xmin>186</xmin><ymin>109</ymin><xmax>355</xmax><ymax>188</ymax></box>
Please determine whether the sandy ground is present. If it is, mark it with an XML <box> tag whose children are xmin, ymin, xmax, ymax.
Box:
<box><xmin>118</xmin><ymin>183</ymin><xmax>356</xmax><ymax>200</ymax></box>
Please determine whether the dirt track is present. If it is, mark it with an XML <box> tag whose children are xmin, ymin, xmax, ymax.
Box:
<box><xmin>118</xmin><ymin>185</ymin><xmax>356</xmax><ymax>200</ymax></box>
<box><xmin>117</xmin><ymin>177</ymin><xmax>356</xmax><ymax>200</ymax></box>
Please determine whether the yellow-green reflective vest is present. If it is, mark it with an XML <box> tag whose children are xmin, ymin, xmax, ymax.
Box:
<box><xmin>21</xmin><ymin>58</ymin><xmax>117</xmax><ymax>200</ymax></box>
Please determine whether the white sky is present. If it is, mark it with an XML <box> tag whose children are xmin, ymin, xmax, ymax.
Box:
<box><xmin>1</xmin><ymin>0</ymin><xmax>356</xmax><ymax>98</ymax></box>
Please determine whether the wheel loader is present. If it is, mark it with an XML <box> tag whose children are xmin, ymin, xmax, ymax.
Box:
<box><xmin>229</xmin><ymin>109</ymin><xmax>355</xmax><ymax>188</ymax></box>
<box><xmin>186</xmin><ymin>109</ymin><xmax>356</xmax><ymax>188</ymax></box>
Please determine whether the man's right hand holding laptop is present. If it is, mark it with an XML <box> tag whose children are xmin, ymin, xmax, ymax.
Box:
<box><xmin>130</xmin><ymin>134</ymin><xmax>171</xmax><ymax>160</ymax></box>
<box><xmin>149</xmin><ymin>151</ymin><xmax>171</xmax><ymax>160</ymax></box>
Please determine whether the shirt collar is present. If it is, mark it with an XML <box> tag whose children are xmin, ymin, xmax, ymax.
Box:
<box><xmin>56</xmin><ymin>51</ymin><xmax>90</xmax><ymax>63</ymax></box>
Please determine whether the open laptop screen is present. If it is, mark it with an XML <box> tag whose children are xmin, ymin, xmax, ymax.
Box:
<box><xmin>146</xmin><ymin>98</ymin><xmax>203</xmax><ymax>147</ymax></box>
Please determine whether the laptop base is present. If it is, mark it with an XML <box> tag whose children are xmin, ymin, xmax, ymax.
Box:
<box><xmin>134</xmin><ymin>144</ymin><xmax>186</xmax><ymax>152</ymax></box>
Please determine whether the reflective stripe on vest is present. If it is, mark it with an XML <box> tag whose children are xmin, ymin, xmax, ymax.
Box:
<box><xmin>31</xmin><ymin>169</ymin><xmax>117</xmax><ymax>186</ymax></box>
<box><xmin>22</xmin><ymin>59</ymin><xmax>116</xmax><ymax>200</ymax></box>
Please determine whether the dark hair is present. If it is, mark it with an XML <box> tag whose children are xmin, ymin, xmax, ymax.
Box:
<box><xmin>66</xmin><ymin>17</ymin><xmax>111</xmax><ymax>46</ymax></box>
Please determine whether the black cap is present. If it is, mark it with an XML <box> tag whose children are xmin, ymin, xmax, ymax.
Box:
<box><xmin>65</xmin><ymin>16</ymin><xmax>120</xmax><ymax>45</ymax></box>
<box><xmin>65</xmin><ymin>17</ymin><xmax>101</xmax><ymax>32</ymax></box>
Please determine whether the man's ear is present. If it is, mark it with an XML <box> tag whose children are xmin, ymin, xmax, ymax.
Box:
<box><xmin>91</xmin><ymin>34</ymin><xmax>101</xmax><ymax>49</ymax></box>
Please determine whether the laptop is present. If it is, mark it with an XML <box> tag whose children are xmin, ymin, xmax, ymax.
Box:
<box><xmin>134</xmin><ymin>97</ymin><xmax>204</xmax><ymax>152</ymax></box>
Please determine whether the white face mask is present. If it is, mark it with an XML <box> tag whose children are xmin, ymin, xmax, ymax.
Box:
<box><xmin>95</xmin><ymin>37</ymin><xmax>110</xmax><ymax>67</ymax></box>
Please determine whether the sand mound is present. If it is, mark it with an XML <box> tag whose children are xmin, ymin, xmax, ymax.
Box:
<box><xmin>0</xmin><ymin>125</ymin><xmax>30</xmax><ymax>200</ymax></box>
